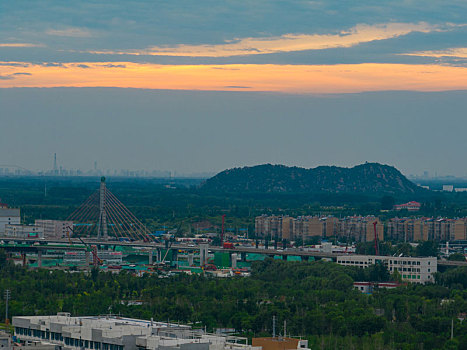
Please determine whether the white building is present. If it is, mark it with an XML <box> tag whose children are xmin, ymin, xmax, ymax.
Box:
<box><xmin>5</xmin><ymin>224</ymin><xmax>44</xmax><ymax>239</ymax></box>
<box><xmin>0</xmin><ymin>207</ymin><xmax>20</xmax><ymax>234</ymax></box>
<box><xmin>35</xmin><ymin>220</ymin><xmax>74</xmax><ymax>239</ymax></box>
<box><xmin>443</xmin><ymin>185</ymin><xmax>454</xmax><ymax>192</ymax></box>
<box><xmin>13</xmin><ymin>315</ymin><xmax>259</xmax><ymax>350</ymax></box>
<box><xmin>63</xmin><ymin>251</ymin><xmax>123</xmax><ymax>266</ymax></box>
<box><xmin>337</xmin><ymin>255</ymin><xmax>437</xmax><ymax>284</ymax></box>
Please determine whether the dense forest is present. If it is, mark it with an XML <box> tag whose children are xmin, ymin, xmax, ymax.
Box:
<box><xmin>2</xmin><ymin>251</ymin><xmax>467</xmax><ymax>349</ymax></box>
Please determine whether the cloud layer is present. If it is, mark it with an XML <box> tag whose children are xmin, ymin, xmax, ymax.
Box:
<box><xmin>0</xmin><ymin>1</ymin><xmax>466</xmax><ymax>93</ymax></box>
<box><xmin>86</xmin><ymin>22</ymin><xmax>439</xmax><ymax>57</ymax></box>
<box><xmin>1</xmin><ymin>61</ymin><xmax>467</xmax><ymax>93</ymax></box>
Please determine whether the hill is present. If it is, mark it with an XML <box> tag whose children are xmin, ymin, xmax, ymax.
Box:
<box><xmin>200</xmin><ymin>163</ymin><xmax>424</xmax><ymax>195</ymax></box>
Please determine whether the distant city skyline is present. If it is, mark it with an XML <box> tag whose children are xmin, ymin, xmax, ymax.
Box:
<box><xmin>1</xmin><ymin>155</ymin><xmax>467</xmax><ymax>180</ymax></box>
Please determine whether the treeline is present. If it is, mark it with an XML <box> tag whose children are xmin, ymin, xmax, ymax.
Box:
<box><xmin>356</xmin><ymin>241</ymin><xmax>440</xmax><ymax>257</ymax></box>
<box><xmin>2</xmin><ymin>177</ymin><xmax>467</xmax><ymax>237</ymax></box>
<box><xmin>2</xmin><ymin>251</ymin><xmax>467</xmax><ymax>348</ymax></box>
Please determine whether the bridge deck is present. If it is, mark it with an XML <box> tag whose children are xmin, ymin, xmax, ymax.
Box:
<box><xmin>0</xmin><ymin>237</ymin><xmax>463</xmax><ymax>267</ymax></box>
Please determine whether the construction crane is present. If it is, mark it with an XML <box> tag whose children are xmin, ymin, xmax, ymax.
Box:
<box><xmin>65</xmin><ymin>226</ymin><xmax>73</xmax><ymax>245</ymax></box>
<box><xmin>344</xmin><ymin>224</ymin><xmax>354</xmax><ymax>253</ymax></box>
<box><xmin>77</xmin><ymin>236</ymin><xmax>104</xmax><ymax>265</ymax></box>
<box><xmin>66</xmin><ymin>226</ymin><xmax>103</xmax><ymax>265</ymax></box>
<box><xmin>220</xmin><ymin>214</ymin><xmax>226</xmax><ymax>246</ymax></box>
<box><xmin>159</xmin><ymin>221</ymin><xmax>183</xmax><ymax>266</ymax></box>
<box><xmin>373</xmin><ymin>221</ymin><xmax>379</xmax><ymax>256</ymax></box>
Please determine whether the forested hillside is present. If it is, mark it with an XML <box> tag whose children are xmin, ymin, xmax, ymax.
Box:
<box><xmin>201</xmin><ymin>163</ymin><xmax>424</xmax><ymax>195</ymax></box>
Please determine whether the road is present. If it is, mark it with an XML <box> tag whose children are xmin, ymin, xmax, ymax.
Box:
<box><xmin>0</xmin><ymin>237</ymin><xmax>464</xmax><ymax>267</ymax></box>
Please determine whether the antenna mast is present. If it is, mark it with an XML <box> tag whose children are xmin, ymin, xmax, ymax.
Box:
<box><xmin>53</xmin><ymin>153</ymin><xmax>58</xmax><ymax>175</ymax></box>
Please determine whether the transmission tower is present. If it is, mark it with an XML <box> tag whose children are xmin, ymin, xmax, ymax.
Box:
<box><xmin>4</xmin><ymin>289</ymin><xmax>11</xmax><ymax>325</ymax></box>
<box><xmin>53</xmin><ymin>153</ymin><xmax>58</xmax><ymax>175</ymax></box>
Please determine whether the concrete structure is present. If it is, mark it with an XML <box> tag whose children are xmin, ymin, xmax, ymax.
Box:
<box><xmin>35</xmin><ymin>220</ymin><xmax>74</xmax><ymax>239</ymax></box>
<box><xmin>97</xmin><ymin>177</ymin><xmax>108</xmax><ymax>240</ymax></box>
<box><xmin>231</xmin><ymin>253</ymin><xmax>238</xmax><ymax>269</ymax></box>
<box><xmin>5</xmin><ymin>224</ymin><xmax>44</xmax><ymax>239</ymax></box>
<box><xmin>200</xmin><ymin>244</ymin><xmax>209</xmax><ymax>266</ymax></box>
<box><xmin>337</xmin><ymin>255</ymin><xmax>437</xmax><ymax>284</ymax></box>
<box><xmin>0</xmin><ymin>208</ymin><xmax>20</xmax><ymax>234</ymax></box>
<box><xmin>13</xmin><ymin>315</ymin><xmax>258</xmax><ymax>350</ymax></box>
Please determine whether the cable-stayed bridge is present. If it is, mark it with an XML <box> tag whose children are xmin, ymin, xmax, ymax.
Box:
<box><xmin>67</xmin><ymin>177</ymin><xmax>156</xmax><ymax>242</ymax></box>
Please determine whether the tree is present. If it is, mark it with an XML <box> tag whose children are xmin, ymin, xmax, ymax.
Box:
<box><xmin>448</xmin><ymin>253</ymin><xmax>466</xmax><ymax>262</ymax></box>
<box><xmin>416</xmin><ymin>241</ymin><xmax>439</xmax><ymax>257</ymax></box>
<box><xmin>0</xmin><ymin>249</ymin><xmax>6</xmax><ymax>267</ymax></box>
<box><xmin>381</xmin><ymin>196</ymin><xmax>395</xmax><ymax>210</ymax></box>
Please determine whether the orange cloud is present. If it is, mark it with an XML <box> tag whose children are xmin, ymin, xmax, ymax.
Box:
<box><xmin>1</xmin><ymin>61</ymin><xmax>466</xmax><ymax>93</ymax></box>
<box><xmin>86</xmin><ymin>22</ymin><xmax>438</xmax><ymax>57</ymax></box>
<box><xmin>0</xmin><ymin>43</ymin><xmax>44</xmax><ymax>48</ymax></box>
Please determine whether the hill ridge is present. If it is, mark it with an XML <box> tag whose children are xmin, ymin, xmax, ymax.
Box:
<box><xmin>200</xmin><ymin>162</ymin><xmax>423</xmax><ymax>195</ymax></box>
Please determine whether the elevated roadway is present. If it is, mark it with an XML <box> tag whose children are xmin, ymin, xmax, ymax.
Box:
<box><xmin>0</xmin><ymin>237</ymin><xmax>464</xmax><ymax>267</ymax></box>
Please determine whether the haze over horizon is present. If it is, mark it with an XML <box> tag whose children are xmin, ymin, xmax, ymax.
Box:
<box><xmin>1</xmin><ymin>1</ymin><xmax>466</xmax><ymax>177</ymax></box>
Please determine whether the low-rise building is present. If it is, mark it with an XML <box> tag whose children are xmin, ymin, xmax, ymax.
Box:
<box><xmin>393</xmin><ymin>201</ymin><xmax>421</xmax><ymax>211</ymax></box>
<box><xmin>252</xmin><ymin>338</ymin><xmax>308</xmax><ymax>350</ymax></box>
<box><xmin>13</xmin><ymin>315</ymin><xmax>259</xmax><ymax>350</ymax></box>
<box><xmin>353</xmin><ymin>281</ymin><xmax>400</xmax><ymax>294</ymax></box>
<box><xmin>35</xmin><ymin>220</ymin><xmax>74</xmax><ymax>239</ymax></box>
<box><xmin>443</xmin><ymin>185</ymin><xmax>454</xmax><ymax>192</ymax></box>
<box><xmin>0</xmin><ymin>207</ymin><xmax>21</xmax><ymax>234</ymax></box>
<box><xmin>5</xmin><ymin>224</ymin><xmax>44</xmax><ymax>239</ymax></box>
<box><xmin>337</xmin><ymin>255</ymin><xmax>437</xmax><ymax>284</ymax></box>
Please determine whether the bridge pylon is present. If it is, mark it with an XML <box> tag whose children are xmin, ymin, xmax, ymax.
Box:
<box><xmin>67</xmin><ymin>178</ymin><xmax>155</xmax><ymax>242</ymax></box>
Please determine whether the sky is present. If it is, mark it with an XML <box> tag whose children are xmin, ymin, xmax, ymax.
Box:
<box><xmin>0</xmin><ymin>1</ymin><xmax>467</xmax><ymax>176</ymax></box>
